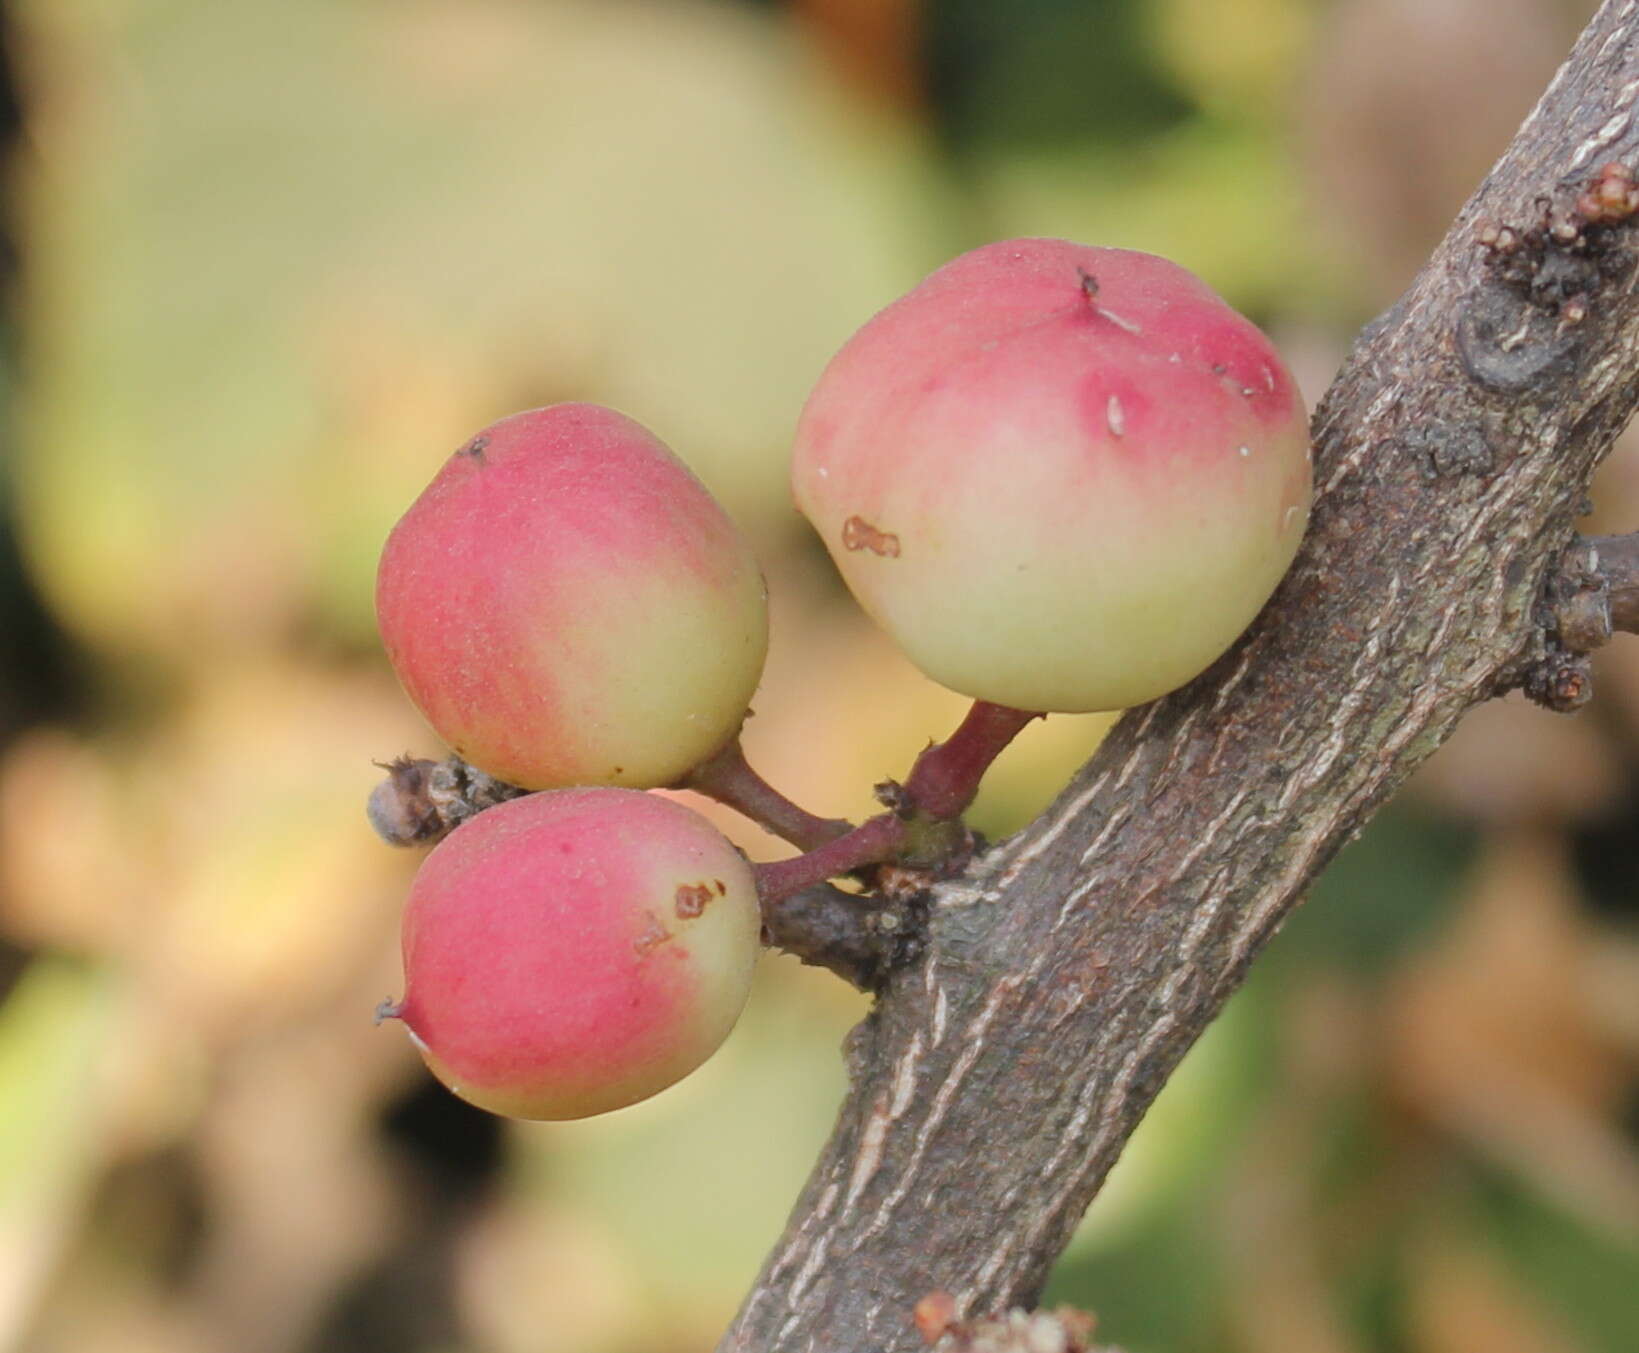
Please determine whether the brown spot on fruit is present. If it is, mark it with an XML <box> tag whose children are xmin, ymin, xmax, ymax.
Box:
<box><xmin>632</xmin><ymin>915</ymin><xmax>673</xmax><ymax>955</ymax></box>
<box><xmin>842</xmin><ymin>516</ymin><xmax>901</xmax><ymax>557</ymax></box>
<box><xmin>675</xmin><ymin>883</ymin><xmax>713</xmax><ymax>919</ymax></box>
<box><xmin>713</xmin><ymin>879</ymin><xmax>726</xmax><ymax>895</ymax></box>
<box><xmin>457</xmin><ymin>433</ymin><xmax>489</xmax><ymax>461</ymax></box>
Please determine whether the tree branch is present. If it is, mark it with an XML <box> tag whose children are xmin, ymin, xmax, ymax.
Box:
<box><xmin>719</xmin><ymin>3</ymin><xmax>1639</xmax><ymax>1348</ymax></box>
<box><xmin>762</xmin><ymin>882</ymin><xmax>925</xmax><ymax>993</ymax></box>
<box><xmin>1545</xmin><ymin>529</ymin><xmax>1639</xmax><ymax>650</ymax></box>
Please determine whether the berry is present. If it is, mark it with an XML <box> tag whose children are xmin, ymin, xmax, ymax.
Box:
<box><xmin>381</xmin><ymin>788</ymin><xmax>762</xmax><ymax>1120</ymax></box>
<box><xmin>377</xmin><ymin>404</ymin><xmax>768</xmax><ymax>790</ymax></box>
<box><xmin>791</xmin><ymin>238</ymin><xmax>1312</xmax><ymax>713</ymax></box>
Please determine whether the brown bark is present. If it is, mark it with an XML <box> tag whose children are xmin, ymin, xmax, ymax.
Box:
<box><xmin>719</xmin><ymin>3</ymin><xmax>1639</xmax><ymax>1348</ymax></box>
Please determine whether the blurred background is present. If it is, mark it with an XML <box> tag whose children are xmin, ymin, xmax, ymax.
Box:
<box><xmin>0</xmin><ymin>1</ymin><xmax>1635</xmax><ymax>1350</ymax></box>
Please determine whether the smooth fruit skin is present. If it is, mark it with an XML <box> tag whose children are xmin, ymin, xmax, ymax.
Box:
<box><xmin>791</xmin><ymin>238</ymin><xmax>1312</xmax><ymax>713</ymax></box>
<box><xmin>377</xmin><ymin>404</ymin><xmax>768</xmax><ymax>790</ymax></box>
<box><xmin>386</xmin><ymin>788</ymin><xmax>762</xmax><ymax>1121</ymax></box>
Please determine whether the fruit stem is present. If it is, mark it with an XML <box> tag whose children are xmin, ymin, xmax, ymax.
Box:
<box><xmin>753</xmin><ymin>814</ymin><xmax>906</xmax><ymax>906</ymax></box>
<box><xmin>681</xmin><ymin>738</ymin><xmax>854</xmax><ymax>852</ymax></box>
<box><xmin>750</xmin><ymin>704</ymin><xmax>1040</xmax><ymax>906</ymax></box>
<box><xmin>900</xmin><ymin>702</ymin><xmax>1043</xmax><ymax>821</ymax></box>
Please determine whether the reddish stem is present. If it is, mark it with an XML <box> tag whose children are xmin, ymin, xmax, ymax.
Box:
<box><xmin>901</xmin><ymin>701</ymin><xmax>1043</xmax><ymax>821</ymax></box>
<box><xmin>743</xmin><ymin>703</ymin><xmax>1041</xmax><ymax>909</ymax></box>
<box><xmin>681</xmin><ymin>738</ymin><xmax>853</xmax><ymax>852</ymax></box>
<box><xmin>754</xmin><ymin>815</ymin><xmax>907</xmax><ymax>906</ymax></box>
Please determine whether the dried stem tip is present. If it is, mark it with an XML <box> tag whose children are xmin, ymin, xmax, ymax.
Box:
<box><xmin>366</xmin><ymin>756</ymin><xmax>442</xmax><ymax>846</ymax></box>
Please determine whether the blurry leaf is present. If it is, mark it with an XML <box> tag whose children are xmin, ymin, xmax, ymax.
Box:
<box><xmin>0</xmin><ymin>959</ymin><xmax>115</xmax><ymax>1346</ymax></box>
<box><xmin>1209</xmin><ymin>977</ymin><xmax>1392</xmax><ymax>1353</ymax></box>
<box><xmin>6</xmin><ymin>658</ymin><xmax>426</xmax><ymax>1045</ymax></box>
<box><xmin>1064</xmin><ymin>987</ymin><xmax>1267</xmax><ymax>1257</ymax></box>
<box><xmin>1274</xmin><ymin>804</ymin><xmax>1476</xmax><ymax>975</ymax></box>
<box><xmin>1411</xmin><ymin>693</ymin><xmax>1622</xmax><ymax>826</ymax></box>
<box><xmin>182</xmin><ymin>1010</ymin><xmax>406</xmax><ymax>1353</ymax></box>
<box><xmin>972</xmin><ymin>118</ymin><xmax>1333</xmax><ymax>318</ymax></box>
<box><xmin>1300</xmin><ymin>0</ymin><xmax>1574</xmax><ymax>302</ymax></box>
<box><xmin>456</xmin><ymin>1197</ymin><xmax>644</xmax><ymax>1353</ymax></box>
<box><xmin>14</xmin><ymin>0</ymin><xmax>938</xmax><ymax>661</ymax></box>
<box><xmin>927</xmin><ymin>0</ymin><xmax>1194</xmax><ymax>151</ymax></box>
<box><xmin>125</xmin><ymin>660</ymin><xmax>425</xmax><ymax>1034</ymax></box>
<box><xmin>514</xmin><ymin>960</ymin><xmax>865</xmax><ymax>1327</ymax></box>
<box><xmin>1146</xmin><ymin>0</ymin><xmax>1313</xmax><ymax>121</ymax></box>
<box><xmin>792</xmin><ymin>0</ymin><xmax>926</xmax><ymax>112</ymax></box>
<box><xmin>1472</xmin><ymin>1163</ymin><xmax>1639</xmax><ymax>1353</ymax></box>
<box><xmin>1045</xmin><ymin>1178</ymin><xmax>1226</xmax><ymax>1353</ymax></box>
<box><xmin>1405</xmin><ymin>1210</ymin><xmax>1586</xmax><ymax>1353</ymax></box>
<box><xmin>0</xmin><ymin>729</ymin><xmax>132</xmax><ymax>953</ymax></box>
<box><xmin>1385</xmin><ymin>830</ymin><xmax>1639</xmax><ymax>1238</ymax></box>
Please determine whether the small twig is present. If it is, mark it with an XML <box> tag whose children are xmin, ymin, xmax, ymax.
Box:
<box><xmin>762</xmin><ymin>883</ymin><xmax>920</xmax><ymax>990</ymax></box>
<box><xmin>369</xmin><ymin>708</ymin><xmax>1033</xmax><ymax>978</ymax></box>
<box><xmin>1556</xmin><ymin>531</ymin><xmax>1639</xmax><ymax>645</ymax></box>
<box><xmin>753</xmin><ymin>702</ymin><xmax>1035</xmax><ymax>907</ymax></box>
<box><xmin>680</xmin><ymin>738</ymin><xmax>854</xmax><ymax>851</ymax></box>
<box><xmin>754</xmin><ymin>814</ymin><xmax>907</xmax><ymax>905</ymax></box>
<box><xmin>900</xmin><ymin>702</ymin><xmax>1044</xmax><ymax>821</ymax></box>
<box><xmin>1525</xmin><ymin>531</ymin><xmax>1639</xmax><ymax>711</ymax></box>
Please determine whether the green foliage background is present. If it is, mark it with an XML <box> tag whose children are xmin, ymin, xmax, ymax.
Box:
<box><xmin>0</xmin><ymin>2</ymin><xmax>1634</xmax><ymax>1351</ymax></box>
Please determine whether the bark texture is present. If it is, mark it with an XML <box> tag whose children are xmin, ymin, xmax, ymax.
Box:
<box><xmin>720</xmin><ymin>3</ymin><xmax>1639</xmax><ymax>1348</ymax></box>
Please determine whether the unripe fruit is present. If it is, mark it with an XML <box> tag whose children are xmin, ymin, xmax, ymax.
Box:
<box><xmin>382</xmin><ymin>788</ymin><xmax>761</xmax><ymax>1120</ymax></box>
<box><xmin>791</xmin><ymin>238</ymin><xmax>1312</xmax><ymax>713</ymax></box>
<box><xmin>377</xmin><ymin>404</ymin><xmax>768</xmax><ymax>790</ymax></box>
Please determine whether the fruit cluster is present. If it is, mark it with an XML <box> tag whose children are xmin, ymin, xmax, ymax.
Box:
<box><xmin>371</xmin><ymin>238</ymin><xmax>1313</xmax><ymax>1121</ymax></box>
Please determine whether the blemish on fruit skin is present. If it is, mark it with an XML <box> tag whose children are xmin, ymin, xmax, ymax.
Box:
<box><xmin>633</xmin><ymin>915</ymin><xmax>673</xmax><ymax>955</ymax></box>
<box><xmin>1080</xmin><ymin>377</ymin><xmax>1153</xmax><ymax>451</ymax></box>
<box><xmin>675</xmin><ymin>883</ymin><xmax>714</xmax><ymax>919</ymax></box>
<box><xmin>842</xmin><ymin>516</ymin><xmax>902</xmax><ymax>557</ymax></box>
<box><xmin>457</xmin><ymin>433</ymin><xmax>489</xmax><ymax>462</ymax></box>
<box><xmin>1106</xmin><ymin>395</ymin><xmax>1126</xmax><ymax>438</ymax></box>
<box><xmin>1097</xmin><ymin>306</ymin><xmax>1142</xmax><ymax>335</ymax></box>
<box><xmin>1073</xmin><ymin>266</ymin><xmax>1142</xmax><ymax>333</ymax></box>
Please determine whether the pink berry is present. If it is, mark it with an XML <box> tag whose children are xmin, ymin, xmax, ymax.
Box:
<box><xmin>382</xmin><ymin>788</ymin><xmax>761</xmax><ymax>1121</ymax></box>
<box><xmin>791</xmin><ymin>238</ymin><xmax>1312</xmax><ymax>713</ymax></box>
<box><xmin>377</xmin><ymin>404</ymin><xmax>768</xmax><ymax>790</ymax></box>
